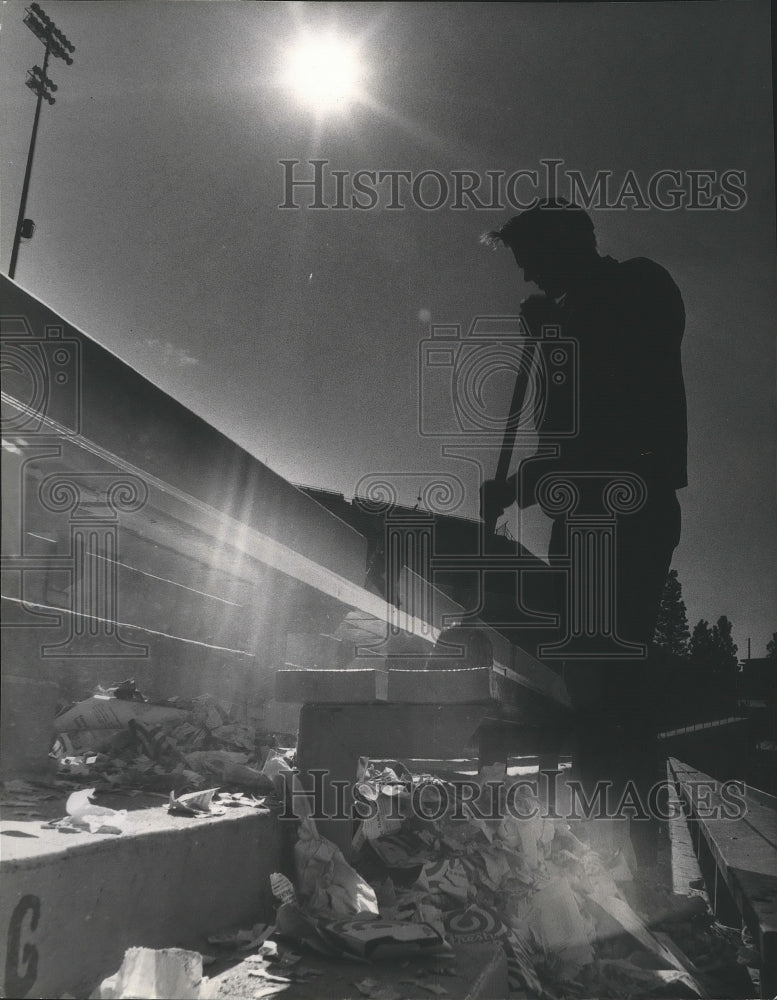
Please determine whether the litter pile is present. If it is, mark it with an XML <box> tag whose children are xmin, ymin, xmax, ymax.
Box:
<box><xmin>49</xmin><ymin>680</ymin><xmax>291</xmax><ymax>797</ymax></box>
<box><xmin>265</xmin><ymin>760</ymin><xmax>756</xmax><ymax>999</ymax></box>
<box><xmin>91</xmin><ymin>938</ymin><xmax>325</xmax><ymax>1000</ymax></box>
<box><xmin>78</xmin><ymin>756</ymin><xmax>757</xmax><ymax>999</ymax></box>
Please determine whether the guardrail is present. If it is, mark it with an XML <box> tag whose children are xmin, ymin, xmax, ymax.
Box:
<box><xmin>658</xmin><ymin>716</ymin><xmax>748</xmax><ymax>739</ymax></box>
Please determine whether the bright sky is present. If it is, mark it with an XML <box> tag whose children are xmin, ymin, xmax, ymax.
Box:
<box><xmin>1</xmin><ymin>1</ymin><xmax>775</xmax><ymax>654</ymax></box>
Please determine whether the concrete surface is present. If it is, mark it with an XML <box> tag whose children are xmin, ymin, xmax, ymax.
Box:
<box><xmin>204</xmin><ymin>941</ymin><xmax>509</xmax><ymax>1000</ymax></box>
<box><xmin>0</xmin><ymin>800</ymin><xmax>285</xmax><ymax>999</ymax></box>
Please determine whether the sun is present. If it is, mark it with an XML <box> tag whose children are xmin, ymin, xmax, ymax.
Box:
<box><xmin>283</xmin><ymin>31</ymin><xmax>365</xmax><ymax>114</ymax></box>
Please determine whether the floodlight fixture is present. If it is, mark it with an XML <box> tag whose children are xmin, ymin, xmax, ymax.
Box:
<box><xmin>9</xmin><ymin>5</ymin><xmax>76</xmax><ymax>278</ymax></box>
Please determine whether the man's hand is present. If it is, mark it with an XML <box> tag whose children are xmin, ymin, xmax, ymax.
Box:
<box><xmin>479</xmin><ymin>475</ymin><xmax>517</xmax><ymax>522</ymax></box>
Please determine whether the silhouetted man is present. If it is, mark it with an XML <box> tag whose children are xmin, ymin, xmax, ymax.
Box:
<box><xmin>483</xmin><ymin>200</ymin><xmax>687</xmax><ymax>865</ymax></box>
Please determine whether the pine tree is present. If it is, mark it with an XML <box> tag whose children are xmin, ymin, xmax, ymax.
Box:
<box><xmin>711</xmin><ymin>615</ymin><xmax>738</xmax><ymax>673</ymax></box>
<box><xmin>689</xmin><ymin>619</ymin><xmax>714</xmax><ymax>662</ymax></box>
<box><xmin>690</xmin><ymin>616</ymin><xmax>738</xmax><ymax>675</ymax></box>
<box><xmin>654</xmin><ymin>569</ymin><xmax>690</xmax><ymax>658</ymax></box>
<box><xmin>767</xmin><ymin>632</ymin><xmax>777</xmax><ymax>660</ymax></box>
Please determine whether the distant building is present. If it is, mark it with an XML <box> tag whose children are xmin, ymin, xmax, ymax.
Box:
<box><xmin>739</xmin><ymin>656</ymin><xmax>777</xmax><ymax>708</ymax></box>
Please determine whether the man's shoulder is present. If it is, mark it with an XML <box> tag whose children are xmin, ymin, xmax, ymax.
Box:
<box><xmin>603</xmin><ymin>256</ymin><xmax>683</xmax><ymax>312</ymax></box>
<box><xmin>611</xmin><ymin>258</ymin><xmax>685</xmax><ymax>344</ymax></box>
<box><xmin>616</xmin><ymin>256</ymin><xmax>679</xmax><ymax>292</ymax></box>
<box><xmin>611</xmin><ymin>254</ymin><xmax>668</xmax><ymax>278</ymax></box>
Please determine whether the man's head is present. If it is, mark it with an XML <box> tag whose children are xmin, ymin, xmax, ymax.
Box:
<box><xmin>484</xmin><ymin>200</ymin><xmax>597</xmax><ymax>297</ymax></box>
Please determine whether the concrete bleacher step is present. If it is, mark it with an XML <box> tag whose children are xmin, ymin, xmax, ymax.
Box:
<box><xmin>205</xmin><ymin>941</ymin><xmax>508</xmax><ymax>1000</ymax></box>
<box><xmin>1</xmin><ymin>797</ymin><xmax>509</xmax><ymax>1000</ymax></box>
<box><xmin>667</xmin><ymin>757</ymin><xmax>777</xmax><ymax>998</ymax></box>
<box><xmin>0</xmin><ymin>801</ymin><xmax>284</xmax><ymax>999</ymax></box>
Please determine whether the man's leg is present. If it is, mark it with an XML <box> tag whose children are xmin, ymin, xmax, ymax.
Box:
<box><xmin>609</xmin><ymin>487</ymin><xmax>681</xmax><ymax>867</ymax></box>
<box><xmin>559</xmin><ymin>489</ymin><xmax>681</xmax><ymax>865</ymax></box>
<box><xmin>547</xmin><ymin>516</ymin><xmax>618</xmax><ymax>851</ymax></box>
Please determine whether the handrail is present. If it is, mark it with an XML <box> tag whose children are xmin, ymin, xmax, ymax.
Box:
<box><xmin>658</xmin><ymin>715</ymin><xmax>748</xmax><ymax>739</ymax></box>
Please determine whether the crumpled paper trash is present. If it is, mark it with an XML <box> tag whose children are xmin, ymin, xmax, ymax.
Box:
<box><xmin>494</xmin><ymin>785</ymin><xmax>546</xmax><ymax>869</ymax></box>
<box><xmin>271</xmin><ymin>871</ymin><xmax>298</xmax><ymax>905</ymax></box>
<box><xmin>421</xmin><ymin>858</ymin><xmax>469</xmax><ymax>904</ymax></box>
<box><xmin>66</xmin><ymin>788</ymin><xmax>127</xmax><ymax>834</ymax></box>
<box><xmin>183</xmin><ymin>750</ymin><xmax>273</xmax><ymax>790</ymax></box>
<box><xmin>443</xmin><ymin>903</ymin><xmax>507</xmax><ymax>944</ymax></box>
<box><xmin>317</xmin><ymin>915</ymin><xmax>449</xmax><ymax>960</ymax></box>
<box><xmin>295</xmin><ymin>814</ymin><xmax>379</xmax><ymax>917</ymax></box>
<box><xmin>596</xmin><ymin>958</ymin><xmax>696</xmax><ymax>994</ymax></box>
<box><xmin>207</xmin><ymin>923</ymin><xmax>271</xmax><ymax>951</ymax></box>
<box><xmin>91</xmin><ymin>947</ymin><xmax>202</xmax><ymax>999</ymax></box>
<box><xmin>527</xmin><ymin>878</ymin><xmax>594</xmax><ymax>978</ymax></box>
<box><xmin>262</xmin><ymin>748</ymin><xmax>294</xmax><ymax>796</ymax></box>
<box><xmin>56</xmin><ymin>695</ymin><xmax>187</xmax><ymax>732</ymax></box>
<box><xmin>168</xmin><ymin>788</ymin><xmax>222</xmax><ymax>817</ymax></box>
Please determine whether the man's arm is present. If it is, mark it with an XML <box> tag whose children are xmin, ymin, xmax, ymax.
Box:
<box><xmin>479</xmin><ymin>295</ymin><xmax>565</xmax><ymax>523</ymax></box>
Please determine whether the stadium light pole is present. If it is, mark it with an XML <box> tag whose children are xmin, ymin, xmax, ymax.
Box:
<box><xmin>8</xmin><ymin>3</ymin><xmax>75</xmax><ymax>280</ymax></box>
